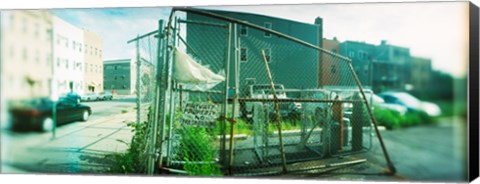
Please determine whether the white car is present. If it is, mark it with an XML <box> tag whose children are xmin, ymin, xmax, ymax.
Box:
<box><xmin>81</xmin><ymin>92</ymin><xmax>101</xmax><ymax>101</ymax></box>
<box><xmin>378</xmin><ymin>92</ymin><xmax>441</xmax><ymax>117</ymax></box>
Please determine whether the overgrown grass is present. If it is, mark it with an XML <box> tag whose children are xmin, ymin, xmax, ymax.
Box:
<box><xmin>373</xmin><ymin>106</ymin><xmax>435</xmax><ymax>130</ymax></box>
<box><xmin>179</xmin><ymin>126</ymin><xmax>222</xmax><ymax>176</ymax></box>
<box><xmin>106</xmin><ymin>122</ymin><xmax>147</xmax><ymax>174</ymax></box>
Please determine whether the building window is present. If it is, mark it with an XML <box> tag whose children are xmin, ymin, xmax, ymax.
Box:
<box><xmin>95</xmin><ymin>48</ymin><xmax>98</xmax><ymax>56</ymax></box>
<box><xmin>114</xmin><ymin>66</ymin><xmax>118</xmax><ymax>70</ymax></box>
<box><xmin>56</xmin><ymin>35</ymin><xmax>61</xmax><ymax>45</ymax></box>
<box><xmin>79</xmin><ymin>44</ymin><xmax>82</xmax><ymax>52</ymax></box>
<box><xmin>331</xmin><ymin>65</ymin><xmax>336</xmax><ymax>74</ymax></box>
<box><xmin>65</xmin><ymin>38</ymin><xmax>69</xmax><ymax>48</ymax></box>
<box><xmin>35</xmin><ymin>50</ymin><xmax>40</xmax><ymax>63</ymax></box>
<box><xmin>85</xmin><ymin>44</ymin><xmax>88</xmax><ymax>54</ymax></box>
<box><xmin>348</xmin><ymin>51</ymin><xmax>355</xmax><ymax>58</ymax></box>
<box><xmin>73</xmin><ymin>41</ymin><xmax>76</xmax><ymax>50</ymax></box>
<box><xmin>263</xmin><ymin>48</ymin><xmax>271</xmax><ymax>63</ymax></box>
<box><xmin>264</xmin><ymin>22</ymin><xmax>272</xmax><ymax>37</ymax></box>
<box><xmin>65</xmin><ymin>59</ymin><xmax>69</xmax><ymax>69</ymax></box>
<box><xmin>240</xmin><ymin>48</ymin><xmax>247</xmax><ymax>62</ymax></box>
<box><xmin>22</xmin><ymin>18</ymin><xmax>27</xmax><ymax>33</ymax></box>
<box><xmin>34</xmin><ymin>23</ymin><xmax>40</xmax><ymax>38</ymax></box>
<box><xmin>9</xmin><ymin>45</ymin><xmax>14</xmax><ymax>58</ymax></box>
<box><xmin>9</xmin><ymin>14</ymin><xmax>14</xmax><ymax>28</ymax></box>
<box><xmin>57</xmin><ymin>58</ymin><xmax>61</xmax><ymax>67</ymax></box>
<box><xmin>46</xmin><ymin>54</ymin><xmax>51</xmax><ymax>66</ymax></box>
<box><xmin>22</xmin><ymin>47</ymin><xmax>27</xmax><ymax>62</ymax></box>
<box><xmin>240</xmin><ymin>25</ymin><xmax>248</xmax><ymax>36</ymax></box>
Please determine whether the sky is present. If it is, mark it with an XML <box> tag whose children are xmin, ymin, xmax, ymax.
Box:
<box><xmin>47</xmin><ymin>1</ymin><xmax>471</xmax><ymax>78</ymax></box>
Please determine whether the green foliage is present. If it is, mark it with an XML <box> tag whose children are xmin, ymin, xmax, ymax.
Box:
<box><xmin>179</xmin><ymin>126</ymin><xmax>222</xmax><ymax>176</ymax></box>
<box><xmin>267</xmin><ymin>120</ymin><xmax>301</xmax><ymax>134</ymax></box>
<box><xmin>373</xmin><ymin>107</ymin><xmax>401</xmax><ymax>130</ymax></box>
<box><xmin>214</xmin><ymin>118</ymin><xmax>253</xmax><ymax>136</ymax></box>
<box><xmin>107</xmin><ymin>121</ymin><xmax>148</xmax><ymax>174</ymax></box>
<box><xmin>373</xmin><ymin>105</ymin><xmax>435</xmax><ymax>130</ymax></box>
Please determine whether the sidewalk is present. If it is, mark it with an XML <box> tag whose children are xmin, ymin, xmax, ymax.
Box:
<box><xmin>1</xmin><ymin>110</ymin><xmax>137</xmax><ymax>174</ymax></box>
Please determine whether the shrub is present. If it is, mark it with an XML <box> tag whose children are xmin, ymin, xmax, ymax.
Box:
<box><xmin>179</xmin><ymin>126</ymin><xmax>222</xmax><ymax>176</ymax></box>
<box><xmin>373</xmin><ymin>106</ymin><xmax>436</xmax><ymax>130</ymax></box>
<box><xmin>107</xmin><ymin>121</ymin><xmax>147</xmax><ymax>174</ymax></box>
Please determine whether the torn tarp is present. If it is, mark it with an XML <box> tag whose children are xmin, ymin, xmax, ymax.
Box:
<box><xmin>173</xmin><ymin>47</ymin><xmax>225</xmax><ymax>91</ymax></box>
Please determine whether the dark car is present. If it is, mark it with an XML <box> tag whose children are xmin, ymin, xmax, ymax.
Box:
<box><xmin>9</xmin><ymin>97</ymin><xmax>92</xmax><ymax>132</ymax></box>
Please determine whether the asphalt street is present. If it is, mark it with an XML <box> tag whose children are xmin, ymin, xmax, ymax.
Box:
<box><xmin>307</xmin><ymin>116</ymin><xmax>468</xmax><ymax>182</ymax></box>
<box><xmin>1</xmin><ymin>96</ymin><xmax>137</xmax><ymax>173</ymax></box>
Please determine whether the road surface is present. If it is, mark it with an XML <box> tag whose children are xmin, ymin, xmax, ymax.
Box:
<box><xmin>1</xmin><ymin>96</ymin><xmax>137</xmax><ymax>173</ymax></box>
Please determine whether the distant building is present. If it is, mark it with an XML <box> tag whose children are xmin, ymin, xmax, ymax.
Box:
<box><xmin>320</xmin><ymin>37</ymin><xmax>342</xmax><ymax>87</ymax></box>
<box><xmin>373</xmin><ymin>40</ymin><xmax>411</xmax><ymax>92</ymax></box>
<box><xmin>83</xmin><ymin>30</ymin><xmax>104</xmax><ymax>93</ymax></box>
<box><xmin>103</xmin><ymin>58</ymin><xmax>153</xmax><ymax>95</ymax></box>
<box><xmin>340</xmin><ymin>40</ymin><xmax>376</xmax><ymax>88</ymax></box>
<box><xmin>0</xmin><ymin>10</ymin><xmax>53</xmax><ymax>101</ymax></box>
<box><xmin>186</xmin><ymin>10</ymin><xmax>321</xmax><ymax>90</ymax></box>
<box><xmin>337</xmin><ymin>39</ymin><xmax>413</xmax><ymax>92</ymax></box>
<box><xmin>52</xmin><ymin>16</ymin><xmax>85</xmax><ymax>96</ymax></box>
<box><xmin>410</xmin><ymin>56</ymin><xmax>432</xmax><ymax>92</ymax></box>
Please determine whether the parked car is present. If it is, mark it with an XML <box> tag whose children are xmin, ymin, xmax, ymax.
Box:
<box><xmin>8</xmin><ymin>97</ymin><xmax>92</xmax><ymax>132</ymax></box>
<box><xmin>240</xmin><ymin>84</ymin><xmax>302</xmax><ymax>121</ymax></box>
<box><xmin>60</xmin><ymin>92</ymin><xmax>81</xmax><ymax>104</ymax></box>
<box><xmin>81</xmin><ymin>92</ymin><xmax>101</xmax><ymax>101</ymax></box>
<box><xmin>370</xmin><ymin>93</ymin><xmax>408</xmax><ymax>115</ymax></box>
<box><xmin>98</xmin><ymin>91</ymin><xmax>113</xmax><ymax>100</ymax></box>
<box><xmin>377</xmin><ymin>91</ymin><xmax>441</xmax><ymax>117</ymax></box>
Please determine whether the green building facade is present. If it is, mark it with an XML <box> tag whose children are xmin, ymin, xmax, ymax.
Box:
<box><xmin>185</xmin><ymin>10</ymin><xmax>322</xmax><ymax>92</ymax></box>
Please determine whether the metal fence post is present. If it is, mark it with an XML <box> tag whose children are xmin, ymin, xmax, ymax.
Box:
<box><xmin>221</xmin><ymin>23</ymin><xmax>232</xmax><ymax>166</ymax></box>
<box><xmin>147</xmin><ymin>19</ymin><xmax>164</xmax><ymax>175</ymax></box>
<box><xmin>136</xmin><ymin>35</ymin><xmax>141</xmax><ymax>126</ymax></box>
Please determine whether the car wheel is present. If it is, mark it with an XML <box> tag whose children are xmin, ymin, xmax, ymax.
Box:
<box><xmin>81</xmin><ymin>110</ymin><xmax>90</xmax><ymax>121</ymax></box>
<box><xmin>42</xmin><ymin>117</ymin><xmax>54</xmax><ymax>132</ymax></box>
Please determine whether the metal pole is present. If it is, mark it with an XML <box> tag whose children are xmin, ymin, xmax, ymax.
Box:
<box><xmin>228</xmin><ymin>23</ymin><xmax>238</xmax><ymax>175</ymax></box>
<box><xmin>136</xmin><ymin>35</ymin><xmax>141</xmax><ymax>125</ymax></box>
<box><xmin>158</xmin><ymin>19</ymin><xmax>171</xmax><ymax>169</ymax></box>
<box><xmin>166</xmin><ymin>17</ymin><xmax>179</xmax><ymax>166</ymax></box>
<box><xmin>346</xmin><ymin>61</ymin><xmax>396</xmax><ymax>174</ymax></box>
<box><xmin>222</xmin><ymin>23</ymin><xmax>232</xmax><ymax>166</ymax></box>
<box><xmin>261</xmin><ymin>49</ymin><xmax>287</xmax><ymax>173</ymax></box>
<box><xmin>147</xmin><ymin>19</ymin><xmax>164</xmax><ymax>175</ymax></box>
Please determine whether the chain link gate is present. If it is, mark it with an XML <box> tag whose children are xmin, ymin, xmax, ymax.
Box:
<box><xmin>126</xmin><ymin>20</ymin><xmax>164</xmax><ymax>174</ymax></box>
<box><xmin>148</xmin><ymin>8</ymin><xmax>396</xmax><ymax>176</ymax></box>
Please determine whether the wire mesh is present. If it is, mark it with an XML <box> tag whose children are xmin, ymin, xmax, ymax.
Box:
<box><xmin>163</xmin><ymin>17</ymin><xmax>230</xmax><ymax>173</ymax></box>
<box><xmin>157</xmin><ymin>8</ymin><xmax>391</xmax><ymax>176</ymax></box>
<box><xmin>127</xmin><ymin>30</ymin><xmax>160</xmax><ymax>174</ymax></box>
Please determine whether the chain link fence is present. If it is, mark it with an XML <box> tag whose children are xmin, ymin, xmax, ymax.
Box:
<box><xmin>132</xmin><ymin>8</ymin><xmax>395</xmax><ymax>176</ymax></box>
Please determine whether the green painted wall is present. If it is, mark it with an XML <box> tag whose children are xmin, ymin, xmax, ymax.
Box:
<box><xmin>185</xmin><ymin>10</ymin><xmax>320</xmax><ymax>92</ymax></box>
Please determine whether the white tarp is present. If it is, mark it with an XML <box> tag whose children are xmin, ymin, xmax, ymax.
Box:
<box><xmin>173</xmin><ymin>47</ymin><xmax>225</xmax><ymax>91</ymax></box>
